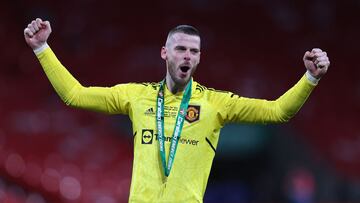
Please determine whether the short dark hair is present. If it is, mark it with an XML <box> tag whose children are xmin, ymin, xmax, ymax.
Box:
<box><xmin>167</xmin><ymin>25</ymin><xmax>200</xmax><ymax>38</ymax></box>
<box><xmin>165</xmin><ymin>25</ymin><xmax>201</xmax><ymax>47</ymax></box>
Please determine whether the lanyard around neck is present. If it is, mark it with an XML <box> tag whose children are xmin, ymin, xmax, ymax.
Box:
<box><xmin>156</xmin><ymin>79</ymin><xmax>192</xmax><ymax>177</ymax></box>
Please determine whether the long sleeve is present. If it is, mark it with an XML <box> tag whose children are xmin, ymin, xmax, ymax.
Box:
<box><xmin>218</xmin><ymin>74</ymin><xmax>316</xmax><ymax>124</ymax></box>
<box><xmin>36</xmin><ymin>47</ymin><xmax>131</xmax><ymax>115</ymax></box>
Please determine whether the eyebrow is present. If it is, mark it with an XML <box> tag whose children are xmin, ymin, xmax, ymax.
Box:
<box><xmin>174</xmin><ymin>45</ymin><xmax>186</xmax><ymax>50</ymax></box>
<box><xmin>174</xmin><ymin>45</ymin><xmax>200</xmax><ymax>52</ymax></box>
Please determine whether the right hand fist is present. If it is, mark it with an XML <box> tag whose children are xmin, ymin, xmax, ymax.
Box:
<box><xmin>24</xmin><ymin>18</ymin><xmax>52</xmax><ymax>50</ymax></box>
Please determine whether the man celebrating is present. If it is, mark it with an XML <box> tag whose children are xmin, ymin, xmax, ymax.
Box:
<box><xmin>24</xmin><ymin>18</ymin><xmax>329</xmax><ymax>202</ymax></box>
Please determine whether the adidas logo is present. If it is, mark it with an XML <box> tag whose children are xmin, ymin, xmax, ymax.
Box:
<box><xmin>144</xmin><ymin>107</ymin><xmax>155</xmax><ymax>116</ymax></box>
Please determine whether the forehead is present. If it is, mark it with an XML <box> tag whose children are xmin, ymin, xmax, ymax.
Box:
<box><xmin>168</xmin><ymin>33</ymin><xmax>201</xmax><ymax>49</ymax></box>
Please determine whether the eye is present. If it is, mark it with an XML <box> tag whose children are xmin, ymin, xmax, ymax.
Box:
<box><xmin>175</xmin><ymin>46</ymin><xmax>187</xmax><ymax>52</ymax></box>
<box><xmin>191</xmin><ymin>49</ymin><xmax>200</xmax><ymax>54</ymax></box>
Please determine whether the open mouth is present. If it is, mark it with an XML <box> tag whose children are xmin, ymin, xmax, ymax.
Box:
<box><xmin>180</xmin><ymin>66</ymin><xmax>190</xmax><ymax>73</ymax></box>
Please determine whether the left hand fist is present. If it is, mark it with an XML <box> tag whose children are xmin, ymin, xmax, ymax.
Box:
<box><xmin>303</xmin><ymin>48</ymin><xmax>330</xmax><ymax>79</ymax></box>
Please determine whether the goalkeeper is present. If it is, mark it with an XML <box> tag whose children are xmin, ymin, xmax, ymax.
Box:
<box><xmin>24</xmin><ymin>18</ymin><xmax>329</xmax><ymax>203</ymax></box>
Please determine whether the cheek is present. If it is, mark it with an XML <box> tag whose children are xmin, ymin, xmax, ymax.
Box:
<box><xmin>192</xmin><ymin>60</ymin><xmax>199</xmax><ymax>68</ymax></box>
<box><xmin>192</xmin><ymin>56</ymin><xmax>200</xmax><ymax>64</ymax></box>
<box><xmin>168</xmin><ymin>60</ymin><xmax>177</xmax><ymax>72</ymax></box>
<box><xmin>168</xmin><ymin>54</ymin><xmax>181</xmax><ymax>63</ymax></box>
<box><xmin>173</xmin><ymin>55</ymin><xmax>182</xmax><ymax>61</ymax></box>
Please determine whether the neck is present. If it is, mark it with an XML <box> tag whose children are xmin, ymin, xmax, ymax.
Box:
<box><xmin>165</xmin><ymin>75</ymin><xmax>188</xmax><ymax>94</ymax></box>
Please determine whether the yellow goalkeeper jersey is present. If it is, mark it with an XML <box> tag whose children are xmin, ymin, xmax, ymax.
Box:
<box><xmin>36</xmin><ymin>47</ymin><xmax>316</xmax><ymax>203</ymax></box>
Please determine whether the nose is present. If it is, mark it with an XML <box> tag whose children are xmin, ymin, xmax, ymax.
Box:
<box><xmin>184</xmin><ymin>50</ymin><xmax>191</xmax><ymax>61</ymax></box>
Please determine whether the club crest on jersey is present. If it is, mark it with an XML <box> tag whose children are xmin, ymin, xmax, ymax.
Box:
<box><xmin>186</xmin><ymin>105</ymin><xmax>200</xmax><ymax>123</ymax></box>
<box><xmin>142</xmin><ymin>129</ymin><xmax>154</xmax><ymax>144</ymax></box>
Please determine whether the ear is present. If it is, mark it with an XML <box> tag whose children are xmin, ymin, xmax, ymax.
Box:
<box><xmin>161</xmin><ymin>46</ymin><xmax>167</xmax><ymax>60</ymax></box>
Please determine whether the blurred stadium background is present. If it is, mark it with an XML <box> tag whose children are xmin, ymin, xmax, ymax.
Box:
<box><xmin>0</xmin><ymin>0</ymin><xmax>359</xmax><ymax>202</ymax></box>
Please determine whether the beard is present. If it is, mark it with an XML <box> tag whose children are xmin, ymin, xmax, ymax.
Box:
<box><xmin>167</xmin><ymin>60</ymin><xmax>197</xmax><ymax>87</ymax></box>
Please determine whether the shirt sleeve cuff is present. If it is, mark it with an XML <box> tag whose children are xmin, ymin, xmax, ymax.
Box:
<box><xmin>33</xmin><ymin>42</ymin><xmax>49</xmax><ymax>55</ymax></box>
<box><xmin>305</xmin><ymin>71</ymin><xmax>320</xmax><ymax>85</ymax></box>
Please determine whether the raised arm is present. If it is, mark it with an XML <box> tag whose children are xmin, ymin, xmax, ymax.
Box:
<box><xmin>221</xmin><ymin>48</ymin><xmax>330</xmax><ymax>124</ymax></box>
<box><xmin>24</xmin><ymin>18</ymin><xmax>130</xmax><ymax>114</ymax></box>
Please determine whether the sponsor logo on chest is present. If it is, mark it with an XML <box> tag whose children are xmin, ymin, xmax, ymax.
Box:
<box><xmin>141</xmin><ymin>129</ymin><xmax>199</xmax><ymax>146</ymax></box>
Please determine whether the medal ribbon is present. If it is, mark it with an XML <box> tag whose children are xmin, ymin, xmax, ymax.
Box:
<box><xmin>156</xmin><ymin>79</ymin><xmax>192</xmax><ymax>177</ymax></box>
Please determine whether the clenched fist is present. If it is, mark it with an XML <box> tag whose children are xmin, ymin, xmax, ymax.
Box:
<box><xmin>303</xmin><ymin>48</ymin><xmax>330</xmax><ymax>79</ymax></box>
<box><xmin>24</xmin><ymin>18</ymin><xmax>52</xmax><ymax>50</ymax></box>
